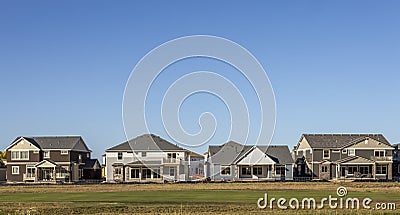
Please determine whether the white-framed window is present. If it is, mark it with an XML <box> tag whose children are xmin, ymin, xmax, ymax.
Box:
<box><xmin>87</xmin><ymin>153</ymin><xmax>90</xmax><ymax>158</ymax></box>
<box><xmin>130</xmin><ymin>168</ymin><xmax>140</xmax><ymax>179</ymax></box>
<box><xmin>342</xmin><ymin>149</ymin><xmax>347</xmax><ymax>154</ymax></box>
<box><xmin>359</xmin><ymin>166</ymin><xmax>369</xmax><ymax>174</ymax></box>
<box><xmin>253</xmin><ymin>166</ymin><xmax>263</xmax><ymax>175</ymax></box>
<box><xmin>12</xmin><ymin>166</ymin><xmax>19</xmax><ymax>175</ymax></box>
<box><xmin>117</xmin><ymin>152</ymin><xmax>122</xmax><ymax>160</ymax></box>
<box><xmin>241</xmin><ymin>166</ymin><xmax>251</xmax><ymax>175</ymax></box>
<box><xmin>348</xmin><ymin>149</ymin><xmax>355</xmax><ymax>156</ymax></box>
<box><xmin>332</xmin><ymin>149</ymin><xmax>340</xmax><ymax>153</ymax></box>
<box><xmin>61</xmin><ymin>150</ymin><xmax>68</xmax><ymax>155</ymax></box>
<box><xmin>374</xmin><ymin>150</ymin><xmax>385</xmax><ymax>157</ymax></box>
<box><xmin>114</xmin><ymin>167</ymin><xmax>122</xmax><ymax>175</ymax></box>
<box><xmin>321</xmin><ymin>166</ymin><xmax>328</xmax><ymax>173</ymax></box>
<box><xmin>220</xmin><ymin>165</ymin><xmax>231</xmax><ymax>176</ymax></box>
<box><xmin>20</xmin><ymin>151</ymin><xmax>28</xmax><ymax>160</ymax></box>
<box><xmin>275</xmin><ymin>165</ymin><xmax>286</xmax><ymax>175</ymax></box>
<box><xmin>43</xmin><ymin>151</ymin><xmax>50</xmax><ymax>158</ymax></box>
<box><xmin>142</xmin><ymin>152</ymin><xmax>147</xmax><ymax>157</ymax></box>
<box><xmin>376</xmin><ymin>165</ymin><xmax>387</xmax><ymax>175</ymax></box>
<box><xmin>169</xmin><ymin>167</ymin><xmax>175</xmax><ymax>176</ymax></box>
<box><xmin>11</xmin><ymin>151</ymin><xmax>29</xmax><ymax>160</ymax></box>
<box><xmin>348</xmin><ymin>166</ymin><xmax>357</xmax><ymax>175</ymax></box>
<box><xmin>153</xmin><ymin>168</ymin><xmax>161</xmax><ymax>179</ymax></box>
<box><xmin>323</xmin><ymin>149</ymin><xmax>330</xmax><ymax>159</ymax></box>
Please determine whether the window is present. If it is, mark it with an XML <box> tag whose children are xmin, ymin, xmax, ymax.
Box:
<box><xmin>114</xmin><ymin>167</ymin><xmax>122</xmax><ymax>175</ymax></box>
<box><xmin>61</xmin><ymin>150</ymin><xmax>68</xmax><ymax>155</ymax></box>
<box><xmin>43</xmin><ymin>151</ymin><xmax>50</xmax><ymax>158</ymax></box>
<box><xmin>78</xmin><ymin>154</ymin><xmax>82</xmax><ymax>162</ymax></box>
<box><xmin>33</xmin><ymin>150</ymin><xmax>39</xmax><ymax>154</ymax></box>
<box><xmin>20</xmin><ymin>151</ymin><xmax>28</xmax><ymax>160</ymax></box>
<box><xmin>275</xmin><ymin>166</ymin><xmax>286</xmax><ymax>175</ymax></box>
<box><xmin>130</xmin><ymin>168</ymin><xmax>140</xmax><ymax>179</ymax></box>
<box><xmin>253</xmin><ymin>166</ymin><xmax>263</xmax><ymax>175</ymax></box>
<box><xmin>323</xmin><ymin>150</ymin><xmax>330</xmax><ymax>159</ymax></box>
<box><xmin>169</xmin><ymin>167</ymin><xmax>175</xmax><ymax>177</ymax></box>
<box><xmin>321</xmin><ymin>166</ymin><xmax>328</xmax><ymax>173</ymax></box>
<box><xmin>241</xmin><ymin>166</ymin><xmax>251</xmax><ymax>175</ymax></box>
<box><xmin>376</xmin><ymin>165</ymin><xmax>387</xmax><ymax>175</ymax></box>
<box><xmin>142</xmin><ymin>152</ymin><xmax>147</xmax><ymax>157</ymax></box>
<box><xmin>153</xmin><ymin>168</ymin><xmax>161</xmax><ymax>179</ymax></box>
<box><xmin>142</xmin><ymin>168</ymin><xmax>152</xmax><ymax>179</ymax></box>
<box><xmin>117</xmin><ymin>152</ymin><xmax>123</xmax><ymax>160</ymax></box>
<box><xmin>12</xmin><ymin>166</ymin><xmax>19</xmax><ymax>175</ymax></box>
<box><xmin>87</xmin><ymin>153</ymin><xmax>90</xmax><ymax>158</ymax></box>
<box><xmin>332</xmin><ymin>149</ymin><xmax>340</xmax><ymax>153</ymax></box>
<box><xmin>342</xmin><ymin>149</ymin><xmax>347</xmax><ymax>154</ymax></box>
<box><xmin>348</xmin><ymin>166</ymin><xmax>357</xmax><ymax>175</ymax></box>
<box><xmin>11</xmin><ymin>151</ymin><xmax>29</xmax><ymax>160</ymax></box>
<box><xmin>359</xmin><ymin>166</ymin><xmax>369</xmax><ymax>174</ymax></box>
<box><xmin>374</xmin><ymin>150</ymin><xmax>385</xmax><ymax>157</ymax></box>
<box><xmin>220</xmin><ymin>166</ymin><xmax>231</xmax><ymax>175</ymax></box>
<box><xmin>348</xmin><ymin>149</ymin><xmax>355</xmax><ymax>156</ymax></box>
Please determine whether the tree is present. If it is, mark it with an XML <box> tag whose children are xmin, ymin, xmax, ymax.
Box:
<box><xmin>0</xmin><ymin>151</ymin><xmax>6</xmax><ymax>160</ymax></box>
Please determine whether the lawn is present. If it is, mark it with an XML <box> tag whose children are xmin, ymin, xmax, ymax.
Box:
<box><xmin>0</xmin><ymin>182</ymin><xmax>399</xmax><ymax>214</ymax></box>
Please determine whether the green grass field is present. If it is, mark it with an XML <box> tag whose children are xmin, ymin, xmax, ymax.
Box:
<box><xmin>0</xmin><ymin>182</ymin><xmax>399</xmax><ymax>214</ymax></box>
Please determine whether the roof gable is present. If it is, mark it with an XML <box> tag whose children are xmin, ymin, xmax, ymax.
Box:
<box><xmin>236</xmin><ymin>147</ymin><xmax>276</xmax><ymax>165</ymax></box>
<box><xmin>346</xmin><ymin>137</ymin><xmax>394</xmax><ymax>149</ymax></box>
<box><xmin>302</xmin><ymin>134</ymin><xmax>390</xmax><ymax>149</ymax></box>
<box><xmin>106</xmin><ymin>134</ymin><xmax>189</xmax><ymax>152</ymax></box>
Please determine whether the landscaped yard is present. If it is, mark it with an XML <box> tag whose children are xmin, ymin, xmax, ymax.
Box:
<box><xmin>0</xmin><ymin>182</ymin><xmax>399</xmax><ymax>214</ymax></box>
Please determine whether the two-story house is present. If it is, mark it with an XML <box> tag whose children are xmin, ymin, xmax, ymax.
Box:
<box><xmin>293</xmin><ymin>134</ymin><xmax>393</xmax><ymax>181</ymax></box>
<box><xmin>205</xmin><ymin>141</ymin><xmax>294</xmax><ymax>181</ymax></box>
<box><xmin>104</xmin><ymin>134</ymin><xmax>203</xmax><ymax>182</ymax></box>
<box><xmin>5</xmin><ymin>136</ymin><xmax>100</xmax><ymax>183</ymax></box>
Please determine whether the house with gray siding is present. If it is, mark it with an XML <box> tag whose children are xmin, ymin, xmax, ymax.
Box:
<box><xmin>5</xmin><ymin>136</ymin><xmax>100</xmax><ymax>183</ymax></box>
<box><xmin>205</xmin><ymin>141</ymin><xmax>294</xmax><ymax>181</ymax></box>
<box><xmin>293</xmin><ymin>134</ymin><xmax>393</xmax><ymax>181</ymax></box>
<box><xmin>104</xmin><ymin>134</ymin><xmax>203</xmax><ymax>182</ymax></box>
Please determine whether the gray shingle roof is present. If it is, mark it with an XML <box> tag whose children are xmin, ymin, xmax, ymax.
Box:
<box><xmin>13</xmin><ymin>136</ymin><xmax>90</xmax><ymax>151</ymax></box>
<box><xmin>83</xmin><ymin>159</ymin><xmax>100</xmax><ymax>169</ymax></box>
<box><xmin>106</xmin><ymin>134</ymin><xmax>188</xmax><ymax>152</ymax></box>
<box><xmin>258</xmin><ymin>145</ymin><xmax>294</xmax><ymax>164</ymax></box>
<box><xmin>208</xmin><ymin>141</ymin><xmax>293</xmax><ymax>165</ymax></box>
<box><xmin>302</xmin><ymin>134</ymin><xmax>390</xmax><ymax>149</ymax></box>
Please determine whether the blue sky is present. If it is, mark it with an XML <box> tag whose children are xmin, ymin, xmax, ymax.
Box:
<box><xmin>0</xmin><ymin>1</ymin><xmax>399</xmax><ymax>159</ymax></box>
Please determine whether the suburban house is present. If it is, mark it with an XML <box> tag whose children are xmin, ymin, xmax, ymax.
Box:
<box><xmin>204</xmin><ymin>141</ymin><xmax>294</xmax><ymax>181</ymax></box>
<box><xmin>0</xmin><ymin>159</ymin><xmax>6</xmax><ymax>182</ymax></box>
<box><xmin>104</xmin><ymin>134</ymin><xmax>204</xmax><ymax>183</ymax></box>
<box><xmin>5</xmin><ymin>136</ymin><xmax>101</xmax><ymax>183</ymax></box>
<box><xmin>293</xmin><ymin>134</ymin><xmax>394</xmax><ymax>181</ymax></box>
<box><xmin>392</xmin><ymin>143</ymin><xmax>400</xmax><ymax>179</ymax></box>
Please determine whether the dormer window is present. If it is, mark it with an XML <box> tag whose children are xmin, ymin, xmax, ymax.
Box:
<box><xmin>348</xmin><ymin>149</ymin><xmax>355</xmax><ymax>156</ymax></box>
<box><xmin>117</xmin><ymin>152</ymin><xmax>123</xmax><ymax>160</ymax></box>
<box><xmin>43</xmin><ymin>151</ymin><xmax>50</xmax><ymax>158</ymax></box>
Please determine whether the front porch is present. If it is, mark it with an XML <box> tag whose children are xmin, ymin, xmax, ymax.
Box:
<box><xmin>24</xmin><ymin>160</ymin><xmax>70</xmax><ymax>182</ymax></box>
<box><xmin>237</xmin><ymin>165</ymin><xmax>285</xmax><ymax>181</ymax></box>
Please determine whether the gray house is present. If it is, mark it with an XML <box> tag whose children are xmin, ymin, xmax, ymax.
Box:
<box><xmin>104</xmin><ymin>134</ymin><xmax>203</xmax><ymax>182</ymax></box>
<box><xmin>293</xmin><ymin>134</ymin><xmax>393</xmax><ymax>181</ymax></box>
<box><xmin>5</xmin><ymin>136</ymin><xmax>100</xmax><ymax>183</ymax></box>
<box><xmin>205</xmin><ymin>141</ymin><xmax>294</xmax><ymax>181</ymax></box>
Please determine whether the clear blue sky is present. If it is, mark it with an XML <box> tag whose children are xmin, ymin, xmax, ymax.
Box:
<box><xmin>1</xmin><ymin>1</ymin><xmax>399</xmax><ymax>159</ymax></box>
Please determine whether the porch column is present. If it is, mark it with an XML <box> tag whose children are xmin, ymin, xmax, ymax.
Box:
<box><xmin>271</xmin><ymin>165</ymin><xmax>275</xmax><ymax>178</ymax></box>
<box><xmin>177</xmin><ymin>165</ymin><xmax>179</xmax><ymax>181</ymax></box>
<box><xmin>53</xmin><ymin>167</ymin><xmax>56</xmax><ymax>181</ymax></box>
<box><xmin>336</xmin><ymin>164</ymin><xmax>340</xmax><ymax>179</ymax></box>
<box><xmin>160</xmin><ymin>166</ymin><xmax>164</xmax><ymax>180</ymax></box>
<box><xmin>388</xmin><ymin>163</ymin><xmax>393</xmax><ymax>180</ymax></box>
<box><xmin>372</xmin><ymin>163</ymin><xmax>376</xmax><ymax>179</ymax></box>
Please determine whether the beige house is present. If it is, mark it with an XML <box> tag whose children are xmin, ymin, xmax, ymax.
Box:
<box><xmin>293</xmin><ymin>134</ymin><xmax>393</xmax><ymax>181</ymax></box>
